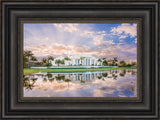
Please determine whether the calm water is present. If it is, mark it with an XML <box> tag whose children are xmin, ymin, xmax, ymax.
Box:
<box><xmin>23</xmin><ymin>69</ymin><xmax>137</xmax><ymax>97</ymax></box>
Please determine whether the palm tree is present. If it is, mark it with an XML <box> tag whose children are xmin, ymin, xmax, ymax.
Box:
<box><xmin>98</xmin><ymin>58</ymin><xmax>102</xmax><ymax>62</ymax></box>
<box><xmin>102</xmin><ymin>73</ymin><xmax>108</xmax><ymax>77</ymax></box>
<box><xmin>46</xmin><ymin>62</ymin><xmax>52</xmax><ymax>67</ymax></box>
<box><xmin>55</xmin><ymin>74</ymin><xmax>63</xmax><ymax>81</ymax></box>
<box><xmin>98</xmin><ymin>58</ymin><xmax>102</xmax><ymax>66</ymax></box>
<box><xmin>48</xmin><ymin>56</ymin><xmax>54</xmax><ymax>63</ymax></box>
<box><xmin>55</xmin><ymin>59</ymin><xmax>61</xmax><ymax>66</ymax></box>
<box><xmin>42</xmin><ymin>58</ymin><xmax>47</xmax><ymax>64</ymax></box>
<box><xmin>36</xmin><ymin>62</ymin><xmax>43</xmax><ymax>66</ymax></box>
<box><xmin>24</xmin><ymin>50</ymin><xmax>33</xmax><ymax>68</ymax></box>
<box><xmin>119</xmin><ymin>69</ymin><xmax>126</xmax><ymax>77</ymax></box>
<box><xmin>23</xmin><ymin>55</ymin><xmax>28</xmax><ymax>68</ymax></box>
<box><xmin>102</xmin><ymin>60</ymin><xmax>108</xmax><ymax>66</ymax></box>
<box><xmin>64</xmin><ymin>79</ymin><xmax>71</xmax><ymax>88</ymax></box>
<box><xmin>43</xmin><ymin>78</ymin><xmax>47</xmax><ymax>82</ymax></box>
<box><xmin>131</xmin><ymin>62</ymin><xmax>137</xmax><ymax>67</ymax></box>
<box><xmin>112</xmin><ymin>57</ymin><xmax>118</xmax><ymax>66</ymax></box>
<box><xmin>102</xmin><ymin>58</ymin><xmax>106</xmax><ymax>60</ymax></box>
<box><xmin>30</xmin><ymin>56</ymin><xmax>37</xmax><ymax>61</ymax></box>
<box><xmin>42</xmin><ymin>56</ymin><xmax>54</xmax><ymax>68</ymax></box>
<box><xmin>61</xmin><ymin>59</ymin><xmax>65</xmax><ymax>65</ymax></box>
<box><xmin>49</xmin><ymin>78</ymin><xmax>54</xmax><ymax>83</ymax></box>
<box><xmin>64</xmin><ymin>57</ymin><xmax>71</xmax><ymax>66</ymax></box>
<box><xmin>47</xmin><ymin>73</ymin><xmax>52</xmax><ymax>79</ymax></box>
<box><xmin>112</xmin><ymin>73</ymin><xmax>118</xmax><ymax>80</ymax></box>
<box><xmin>23</xmin><ymin>76</ymin><xmax>37</xmax><ymax>90</ymax></box>
<box><xmin>113</xmin><ymin>57</ymin><xmax>118</xmax><ymax>62</ymax></box>
<box><xmin>80</xmin><ymin>57</ymin><xmax>85</xmax><ymax>65</ymax></box>
<box><xmin>119</xmin><ymin>60</ymin><xmax>126</xmax><ymax>67</ymax></box>
<box><xmin>64</xmin><ymin>56</ymin><xmax>71</xmax><ymax>61</ymax></box>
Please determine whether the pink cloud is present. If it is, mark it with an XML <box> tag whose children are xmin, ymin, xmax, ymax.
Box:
<box><xmin>53</xmin><ymin>23</ymin><xmax>79</xmax><ymax>33</ymax></box>
<box><xmin>25</xmin><ymin>41</ymin><xmax>136</xmax><ymax>62</ymax></box>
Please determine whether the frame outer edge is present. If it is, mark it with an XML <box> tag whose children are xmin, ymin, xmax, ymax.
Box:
<box><xmin>0</xmin><ymin>0</ymin><xmax>160</xmax><ymax>119</ymax></box>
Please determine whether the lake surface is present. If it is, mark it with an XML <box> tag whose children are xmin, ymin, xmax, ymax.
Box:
<box><xmin>23</xmin><ymin>69</ymin><xmax>137</xmax><ymax>97</ymax></box>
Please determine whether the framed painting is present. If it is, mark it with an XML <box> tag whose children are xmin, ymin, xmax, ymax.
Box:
<box><xmin>0</xmin><ymin>0</ymin><xmax>159</xmax><ymax>119</ymax></box>
<box><xmin>21</xmin><ymin>19</ymin><xmax>140</xmax><ymax>101</ymax></box>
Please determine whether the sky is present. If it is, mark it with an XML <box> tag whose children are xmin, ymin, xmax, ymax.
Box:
<box><xmin>24</xmin><ymin>23</ymin><xmax>137</xmax><ymax>62</ymax></box>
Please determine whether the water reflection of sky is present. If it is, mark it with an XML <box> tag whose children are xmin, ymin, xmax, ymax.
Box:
<box><xmin>23</xmin><ymin>69</ymin><xmax>137</xmax><ymax>97</ymax></box>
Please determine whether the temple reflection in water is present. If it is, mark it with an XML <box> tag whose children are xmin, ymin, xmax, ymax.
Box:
<box><xmin>23</xmin><ymin>69</ymin><xmax>137</xmax><ymax>97</ymax></box>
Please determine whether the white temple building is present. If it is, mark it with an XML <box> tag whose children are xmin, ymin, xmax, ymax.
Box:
<box><xmin>51</xmin><ymin>54</ymin><xmax>102</xmax><ymax>66</ymax></box>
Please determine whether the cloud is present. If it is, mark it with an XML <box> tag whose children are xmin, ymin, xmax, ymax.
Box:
<box><xmin>53</xmin><ymin>23</ymin><xmax>79</xmax><ymax>33</ymax></box>
<box><xmin>134</xmin><ymin>38</ymin><xmax>137</xmax><ymax>43</ymax></box>
<box><xmin>119</xmin><ymin>35</ymin><xmax>128</xmax><ymax>39</ymax></box>
<box><xmin>111</xmin><ymin>23</ymin><xmax>137</xmax><ymax>38</ymax></box>
<box><xmin>25</xmin><ymin>41</ymin><xmax>136</xmax><ymax>61</ymax></box>
<box><xmin>80</xmin><ymin>30</ymin><xmax>107</xmax><ymax>46</ymax></box>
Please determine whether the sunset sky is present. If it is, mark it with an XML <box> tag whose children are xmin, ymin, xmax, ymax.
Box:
<box><xmin>24</xmin><ymin>23</ymin><xmax>137</xmax><ymax>61</ymax></box>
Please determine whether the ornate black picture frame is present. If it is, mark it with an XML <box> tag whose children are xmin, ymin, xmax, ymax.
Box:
<box><xmin>0</xmin><ymin>0</ymin><xmax>159</xmax><ymax>119</ymax></box>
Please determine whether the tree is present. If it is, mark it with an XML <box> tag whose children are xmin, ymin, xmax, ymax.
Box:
<box><xmin>48</xmin><ymin>56</ymin><xmax>54</xmax><ymax>63</ymax></box>
<box><xmin>24</xmin><ymin>50</ymin><xmax>33</xmax><ymax>68</ymax></box>
<box><xmin>42</xmin><ymin>58</ymin><xmax>47</xmax><ymax>64</ymax></box>
<box><xmin>30</xmin><ymin>56</ymin><xmax>37</xmax><ymax>61</ymax></box>
<box><xmin>131</xmin><ymin>62</ymin><xmax>137</xmax><ymax>67</ymax></box>
<box><xmin>112</xmin><ymin>57</ymin><xmax>118</xmax><ymax>66</ymax></box>
<box><xmin>113</xmin><ymin>57</ymin><xmax>118</xmax><ymax>62</ymax></box>
<box><xmin>41</xmin><ymin>56</ymin><xmax>54</xmax><ymax>67</ymax></box>
<box><xmin>98</xmin><ymin>58</ymin><xmax>102</xmax><ymax>66</ymax></box>
<box><xmin>119</xmin><ymin>60</ymin><xmax>126</xmax><ymax>67</ymax></box>
<box><xmin>102</xmin><ymin>58</ymin><xmax>106</xmax><ymax>60</ymax></box>
<box><xmin>64</xmin><ymin>57</ymin><xmax>71</xmax><ymax>66</ymax></box>
<box><xmin>126</xmin><ymin>63</ymin><xmax>132</xmax><ymax>67</ymax></box>
<box><xmin>64</xmin><ymin>56</ymin><xmax>71</xmax><ymax>61</ymax></box>
<box><xmin>102</xmin><ymin>60</ymin><xmax>108</xmax><ymax>66</ymax></box>
<box><xmin>23</xmin><ymin>55</ymin><xmax>28</xmax><ymax>68</ymax></box>
<box><xmin>98</xmin><ymin>58</ymin><xmax>102</xmax><ymax>62</ymax></box>
<box><xmin>61</xmin><ymin>59</ymin><xmax>65</xmax><ymax>65</ymax></box>
<box><xmin>36</xmin><ymin>62</ymin><xmax>43</xmax><ymax>66</ymax></box>
<box><xmin>46</xmin><ymin>62</ymin><xmax>52</xmax><ymax>67</ymax></box>
<box><xmin>55</xmin><ymin>59</ymin><xmax>61</xmax><ymax>66</ymax></box>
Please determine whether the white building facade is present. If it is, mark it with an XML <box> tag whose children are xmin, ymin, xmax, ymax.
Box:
<box><xmin>51</xmin><ymin>54</ymin><xmax>102</xmax><ymax>66</ymax></box>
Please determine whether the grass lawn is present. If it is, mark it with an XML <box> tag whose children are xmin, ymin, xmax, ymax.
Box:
<box><xmin>23</xmin><ymin>67</ymin><xmax>136</xmax><ymax>75</ymax></box>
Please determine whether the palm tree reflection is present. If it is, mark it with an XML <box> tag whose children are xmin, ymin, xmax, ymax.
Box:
<box><xmin>23</xmin><ymin>75</ymin><xmax>37</xmax><ymax>90</ymax></box>
<box><xmin>43</xmin><ymin>78</ymin><xmax>47</xmax><ymax>82</ymax></box>
<box><xmin>119</xmin><ymin>70</ymin><xmax>126</xmax><ymax>77</ymax></box>
<box><xmin>131</xmin><ymin>70</ymin><xmax>136</xmax><ymax>75</ymax></box>
<box><xmin>112</xmin><ymin>73</ymin><xmax>118</xmax><ymax>80</ymax></box>
<box><xmin>47</xmin><ymin>73</ymin><xmax>52</xmax><ymax>79</ymax></box>
<box><xmin>48</xmin><ymin>78</ymin><xmax>54</xmax><ymax>83</ymax></box>
<box><xmin>55</xmin><ymin>74</ymin><xmax>65</xmax><ymax>81</ymax></box>
<box><xmin>102</xmin><ymin>73</ymin><xmax>108</xmax><ymax>77</ymax></box>
<box><xmin>64</xmin><ymin>79</ymin><xmax>71</xmax><ymax>88</ymax></box>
